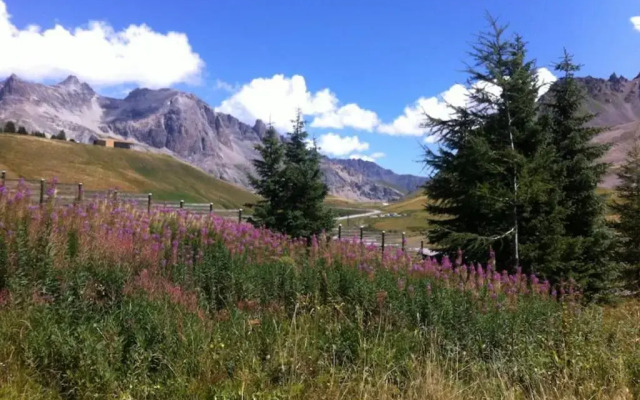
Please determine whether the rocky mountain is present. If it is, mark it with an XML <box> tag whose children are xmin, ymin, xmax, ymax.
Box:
<box><xmin>322</xmin><ymin>158</ymin><xmax>426</xmax><ymax>201</ymax></box>
<box><xmin>571</xmin><ymin>73</ymin><xmax>640</xmax><ymax>187</ymax></box>
<box><xmin>0</xmin><ymin>74</ymin><xmax>425</xmax><ymax>201</ymax></box>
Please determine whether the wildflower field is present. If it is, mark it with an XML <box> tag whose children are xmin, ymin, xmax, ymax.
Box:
<box><xmin>0</xmin><ymin>182</ymin><xmax>638</xmax><ymax>399</ymax></box>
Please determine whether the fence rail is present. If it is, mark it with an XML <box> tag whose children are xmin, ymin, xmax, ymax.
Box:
<box><xmin>1</xmin><ymin>171</ymin><xmax>435</xmax><ymax>256</ymax></box>
<box><xmin>331</xmin><ymin>223</ymin><xmax>434</xmax><ymax>256</ymax></box>
<box><xmin>0</xmin><ymin>171</ymin><xmax>245</xmax><ymax>222</ymax></box>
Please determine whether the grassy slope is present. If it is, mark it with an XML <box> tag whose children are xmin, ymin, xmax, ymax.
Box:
<box><xmin>0</xmin><ymin>134</ymin><xmax>258</xmax><ymax>208</ymax></box>
<box><xmin>367</xmin><ymin>186</ymin><xmax>617</xmax><ymax>236</ymax></box>
<box><xmin>373</xmin><ymin>192</ymin><xmax>429</xmax><ymax>233</ymax></box>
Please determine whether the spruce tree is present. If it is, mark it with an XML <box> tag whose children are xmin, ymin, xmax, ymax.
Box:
<box><xmin>55</xmin><ymin>130</ymin><xmax>67</xmax><ymax>140</ymax></box>
<box><xmin>280</xmin><ymin>111</ymin><xmax>334</xmax><ymax>238</ymax></box>
<box><xmin>249</xmin><ymin>112</ymin><xmax>334</xmax><ymax>239</ymax></box>
<box><xmin>611</xmin><ymin>139</ymin><xmax>640</xmax><ymax>286</ymax></box>
<box><xmin>542</xmin><ymin>51</ymin><xmax>618</xmax><ymax>294</ymax></box>
<box><xmin>249</xmin><ymin>124</ymin><xmax>286</xmax><ymax>231</ymax></box>
<box><xmin>423</xmin><ymin>18</ymin><xmax>563</xmax><ymax>273</ymax></box>
<box><xmin>16</xmin><ymin>126</ymin><xmax>28</xmax><ymax>135</ymax></box>
<box><xmin>3</xmin><ymin>121</ymin><xmax>16</xmax><ymax>133</ymax></box>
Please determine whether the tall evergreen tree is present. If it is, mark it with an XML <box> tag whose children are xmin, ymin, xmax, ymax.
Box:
<box><xmin>249</xmin><ymin>124</ymin><xmax>286</xmax><ymax>231</ymax></box>
<box><xmin>249</xmin><ymin>112</ymin><xmax>334</xmax><ymax>239</ymax></box>
<box><xmin>54</xmin><ymin>130</ymin><xmax>67</xmax><ymax>140</ymax></box>
<box><xmin>280</xmin><ymin>111</ymin><xmax>334</xmax><ymax>238</ymax></box>
<box><xmin>542</xmin><ymin>51</ymin><xmax>618</xmax><ymax>294</ymax></box>
<box><xmin>3</xmin><ymin>121</ymin><xmax>16</xmax><ymax>133</ymax></box>
<box><xmin>546</xmin><ymin>51</ymin><xmax>609</xmax><ymax>237</ymax></box>
<box><xmin>423</xmin><ymin>18</ymin><xmax>563</xmax><ymax>273</ymax></box>
<box><xmin>611</xmin><ymin>139</ymin><xmax>640</xmax><ymax>286</ymax></box>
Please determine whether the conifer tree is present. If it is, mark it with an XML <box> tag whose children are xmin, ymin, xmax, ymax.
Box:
<box><xmin>249</xmin><ymin>112</ymin><xmax>334</xmax><ymax>238</ymax></box>
<box><xmin>280</xmin><ymin>111</ymin><xmax>334</xmax><ymax>238</ymax></box>
<box><xmin>249</xmin><ymin>124</ymin><xmax>286</xmax><ymax>230</ymax></box>
<box><xmin>542</xmin><ymin>51</ymin><xmax>618</xmax><ymax>294</ymax></box>
<box><xmin>423</xmin><ymin>18</ymin><xmax>563</xmax><ymax>273</ymax></box>
<box><xmin>54</xmin><ymin>130</ymin><xmax>66</xmax><ymax>140</ymax></box>
<box><xmin>611</xmin><ymin>139</ymin><xmax>640</xmax><ymax>286</ymax></box>
<box><xmin>3</xmin><ymin>121</ymin><xmax>16</xmax><ymax>133</ymax></box>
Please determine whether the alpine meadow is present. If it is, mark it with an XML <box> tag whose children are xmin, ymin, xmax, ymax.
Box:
<box><xmin>1</xmin><ymin>4</ymin><xmax>640</xmax><ymax>400</ymax></box>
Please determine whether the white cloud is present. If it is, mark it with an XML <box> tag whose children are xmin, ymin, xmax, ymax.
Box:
<box><xmin>631</xmin><ymin>16</ymin><xmax>640</xmax><ymax>31</ymax></box>
<box><xmin>214</xmin><ymin>79</ymin><xmax>237</xmax><ymax>93</ymax></box>
<box><xmin>349</xmin><ymin>154</ymin><xmax>376</xmax><ymax>162</ymax></box>
<box><xmin>217</xmin><ymin>74</ymin><xmax>335</xmax><ymax>132</ymax></box>
<box><xmin>377</xmin><ymin>84</ymin><xmax>467</xmax><ymax>136</ymax></box>
<box><xmin>536</xmin><ymin>67</ymin><xmax>557</xmax><ymax>98</ymax></box>
<box><xmin>314</xmin><ymin>133</ymin><xmax>369</xmax><ymax>157</ymax></box>
<box><xmin>349</xmin><ymin>152</ymin><xmax>385</xmax><ymax>162</ymax></box>
<box><xmin>311</xmin><ymin>103</ymin><xmax>380</xmax><ymax>131</ymax></box>
<box><xmin>378</xmin><ymin>68</ymin><xmax>557</xmax><ymax>140</ymax></box>
<box><xmin>216</xmin><ymin>74</ymin><xmax>379</xmax><ymax>132</ymax></box>
<box><xmin>0</xmin><ymin>0</ymin><xmax>203</xmax><ymax>88</ymax></box>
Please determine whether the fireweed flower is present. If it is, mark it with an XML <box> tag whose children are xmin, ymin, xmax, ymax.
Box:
<box><xmin>0</xmin><ymin>193</ymin><xmax>572</xmax><ymax>313</ymax></box>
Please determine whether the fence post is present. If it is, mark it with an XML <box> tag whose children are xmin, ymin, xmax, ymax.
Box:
<box><xmin>1</xmin><ymin>171</ymin><xmax>5</xmax><ymax>187</ymax></box>
<box><xmin>113</xmin><ymin>190</ymin><xmax>118</xmax><ymax>203</ymax></box>
<box><xmin>402</xmin><ymin>232</ymin><xmax>406</xmax><ymax>252</ymax></box>
<box><xmin>179</xmin><ymin>200</ymin><xmax>184</xmax><ymax>209</ymax></box>
<box><xmin>381</xmin><ymin>231</ymin><xmax>386</xmax><ymax>256</ymax></box>
<box><xmin>39</xmin><ymin>178</ymin><xmax>45</xmax><ymax>205</ymax></box>
<box><xmin>147</xmin><ymin>193</ymin><xmax>152</xmax><ymax>213</ymax></box>
<box><xmin>359</xmin><ymin>225</ymin><xmax>364</xmax><ymax>243</ymax></box>
<box><xmin>420</xmin><ymin>240</ymin><xmax>424</xmax><ymax>256</ymax></box>
<box><xmin>337</xmin><ymin>224</ymin><xmax>342</xmax><ymax>240</ymax></box>
<box><xmin>238</xmin><ymin>208</ymin><xmax>243</xmax><ymax>223</ymax></box>
<box><xmin>77</xmin><ymin>183</ymin><xmax>83</xmax><ymax>203</ymax></box>
<box><xmin>209</xmin><ymin>203</ymin><xmax>213</xmax><ymax>214</ymax></box>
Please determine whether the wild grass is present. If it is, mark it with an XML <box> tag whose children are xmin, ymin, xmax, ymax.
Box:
<box><xmin>0</xmin><ymin>182</ymin><xmax>638</xmax><ymax>399</ymax></box>
<box><xmin>0</xmin><ymin>134</ymin><xmax>258</xmax><ymax>207</ymax></box>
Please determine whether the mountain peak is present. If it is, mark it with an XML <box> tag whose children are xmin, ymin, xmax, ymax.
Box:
<box><xmin>608</xmin><ymin>73</ymin><xmax>627</xmax><ymax>83</ymax></box>
<box><xmin>1</xmin><ymin>74</ymin><xmax>26</xmax><ymax>96</ymax></box>
<box><xmin>60</xmin><ymin>75</ymin><xmax>81</xmax><ymax>86</ymax></box>
<box><xmin>56</xmin><ymin>75</ymin><xmax>95</xmax><ymax>96</ymax></box>
<box><xmin>253</xmin><ymin>119</ymin><xmax>267</xmax><ymax>138</ymax></box>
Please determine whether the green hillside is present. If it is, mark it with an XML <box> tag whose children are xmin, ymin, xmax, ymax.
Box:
<box><xmin>0</xmin><ymin>134</ymin><xmax>258</xmax><ymax>208</ymax></box>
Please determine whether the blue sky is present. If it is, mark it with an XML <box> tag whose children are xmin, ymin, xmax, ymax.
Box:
<box><xmin>2</xmin><ymin>0</ymin><xmax>640</xmax><ymax>176</ymax></box>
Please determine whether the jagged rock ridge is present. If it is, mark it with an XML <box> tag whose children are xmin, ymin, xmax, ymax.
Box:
<box><xmin>0</xmin><ymin>75</ymin><xmax>426</xmax><ymax>201</ymax></box>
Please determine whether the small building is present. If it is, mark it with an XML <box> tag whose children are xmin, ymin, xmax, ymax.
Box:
<box><xmin>93</xmin><ymin>138</ymin><xmax>133</xmax><ymax>149</ymax></box>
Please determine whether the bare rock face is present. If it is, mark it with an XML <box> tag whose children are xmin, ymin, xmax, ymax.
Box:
<box><xmin>537</xmin><ymin>73</ymin><xmax>640</xmax><ymax>188</ymax></box>
<box><xmin>0</xmin><ymin>75</ymin><xmax>102</xmax><ymax>142</ymax></box>
<box><xmin>571</xmin><ymin>74</ymin><xmax>640</xmax><ymax>187</ymax></box>
<box><xmin>0</xmin><ymin>75</ymin><xmax>427</xmax><ymax>201</ymax></box>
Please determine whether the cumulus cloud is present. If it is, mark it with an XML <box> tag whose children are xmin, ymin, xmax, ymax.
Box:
<box><xmin>311</xmin><ymin>103</ymin><xmax>380</xmax><ymax>131</ymax></box>
<box><xmin>377</xmin><ymin>83</ymin><xmax>468</xmax><ymax>136</ymax></box>
<box><xmin>216</xmin><ymin>74</ymin><xmax>379</xmax><ymax>132</ymax></box>
<box><xmin>214</xmin><ymin>79</ymin><xmax>237</xmax><ymax>93</ymax></box>
<box><xmin>631</xmin><ymin>16</ymin><xmax>640</xmax><ymax>31</ymax></box>
<box><xmin>0</xmin><ymin>0</ymin><xmax>203</xmax><ymax>88</ymax></box>
<box><xmin>378</xmin><ymin>68</ymin><xmax>556</xmax><ymax>139</ymax></box>
<box><xmin>349</xmin><ymin>152</ymin><xmax>385</xmax><ymax>162</ymax></box>
<box><xmin>536</xmin><ymin>67</ymin><xmax>557</xmax><ymax>98</ymax></box>
<box><xmin>314</xmin><ymin>133</ymin><xmax>369</xmax><ymax>157</ymax></box>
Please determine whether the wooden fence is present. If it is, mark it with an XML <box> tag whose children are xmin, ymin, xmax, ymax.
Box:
<box><xmin>331</xmin><ymin>224</ymin><xmax>434</xmax><ymax>256</ymax></box>
<box><xmin>1</xmin><ymin>171</ymin><xmax>436</xmax><ymax>256</ymax></box>
<box><xmin>0</xmin><ymin>171</ymin><xmax>244</xmax><ymax>222</ymax></box>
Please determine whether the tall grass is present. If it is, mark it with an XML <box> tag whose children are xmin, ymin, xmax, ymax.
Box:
<box><xmin>0</xmin><ymin>181</ymin><xmax>638</xmax><ymax>399</ymax></box>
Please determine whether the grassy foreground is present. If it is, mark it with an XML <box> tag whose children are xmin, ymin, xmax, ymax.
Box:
<box><xmin>0</xmin><ymin>181</ymin><xmax>639</xmax><ymax>399</ymax></box>
<box><xmin>0</xmin><ymin>134</ymin><xmax>258</xmax><ymax>207</ymax></box>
